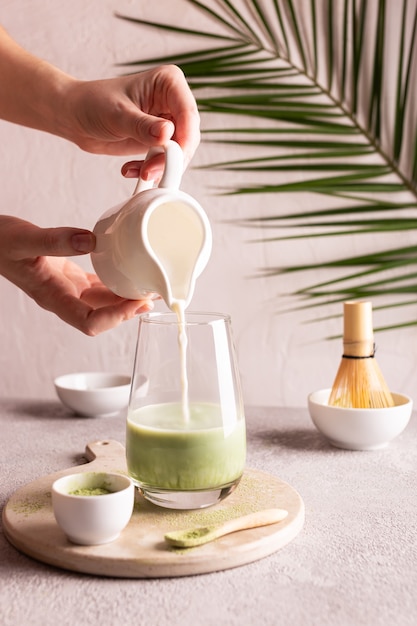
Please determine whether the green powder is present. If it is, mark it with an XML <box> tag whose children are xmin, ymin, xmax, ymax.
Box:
<box><xmin>69</xmin><ymin>487</ymin><xmax>112</xmax><ymax>496</ymax></box>
<box><xmin>134</xmin><ymin>473</ymin><xmax>265</xmax><ymax>533</ymax></box>
<box><xmin>12</xmin><ymin>498</ymin><xmax>46</xmax><ymax>516</ymax></box>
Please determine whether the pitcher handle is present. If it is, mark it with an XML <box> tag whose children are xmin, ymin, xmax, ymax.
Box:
<box><xmin>132</xmin><ymin>140</ymin><xmax>184</xmax><ymax>195</ymax></box>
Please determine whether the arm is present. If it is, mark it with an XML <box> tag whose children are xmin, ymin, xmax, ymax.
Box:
<box><xmin>0</xmin><ymin>25</ymin><xmax>72</xmax><ymax>133</ymax></box>
<box><xmin>0</xmin><ymin>25</ymin><xmax>200</xmax><ymax>174</ymax></box>
<box><xmin>0</xmin><ymin>25</ymin><xmax>200</xmax><ymax>334</ymax></box>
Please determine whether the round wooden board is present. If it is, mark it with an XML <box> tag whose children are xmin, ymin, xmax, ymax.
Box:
<box><xmin>3</xmin><ymin>439</ymin><xmax>304</xmax><ymax>578</ymax></box>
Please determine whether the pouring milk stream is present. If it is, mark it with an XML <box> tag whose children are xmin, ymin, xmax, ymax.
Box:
<box><xmin>91</xmin><ymin>141</ymin><xmax>212</xmax><ymax>422</ymax></box>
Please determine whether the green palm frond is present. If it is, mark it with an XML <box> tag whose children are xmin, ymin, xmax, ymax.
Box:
<box><xmin>117</xmin><ymin>0</ymin><xmax>417</xmax><ymax>332</ymax></box>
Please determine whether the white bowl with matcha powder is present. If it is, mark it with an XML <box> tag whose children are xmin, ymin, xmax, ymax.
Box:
<box><xmin>52</xmin><ymin>471</ymin><xmax>134</xmax><ymax>545</ymax></box>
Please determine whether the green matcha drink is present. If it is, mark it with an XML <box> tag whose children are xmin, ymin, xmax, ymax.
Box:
<box><xmin>126</xmin><ymin>402</ymin><xmax>246</xmax><ymax>491</ymax></box>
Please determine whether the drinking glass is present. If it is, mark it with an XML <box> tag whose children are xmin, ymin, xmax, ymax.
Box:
<box><xmin>126</xmin><ymin>311</ymin><xmax>246</xmax><ymax>509</ymax></box>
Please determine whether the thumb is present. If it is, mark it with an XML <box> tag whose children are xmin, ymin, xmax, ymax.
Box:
<box><xmin>36</xmin><ymin>227</ymin><xmax>96</xmax><ymax>257</ymax></box>
<box><xmin>5</xmin><ymin>219</ymin><xmax>96</xmax><ymax>260</ymax></box>
<box><xmin>130</xmin><ymin>109</ymin><xmax>175</xmax><ymax>147</ymax></box>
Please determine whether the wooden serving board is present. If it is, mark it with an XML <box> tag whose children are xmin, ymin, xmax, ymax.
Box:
<box><xmin>2</xmin><ymin>439</ymin><xmax>304</xmax><ymax>578</ymax></box>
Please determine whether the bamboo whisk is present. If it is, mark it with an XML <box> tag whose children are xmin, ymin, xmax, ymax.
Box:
<box><xmin>328</xmin><ymin>301</ymin><xmax>394</xmax><ymax>409</ymax></box>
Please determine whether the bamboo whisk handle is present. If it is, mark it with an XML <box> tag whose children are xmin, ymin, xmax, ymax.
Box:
<box><xmin>343</xmin><ymin>301</ymin><xmax>374</xmax><ymax>358</ymax></box>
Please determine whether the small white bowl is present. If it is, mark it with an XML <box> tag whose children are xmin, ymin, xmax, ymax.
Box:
<box><xmin>308</xmin><ymin>388</ymin><xmax>413</xmax><ymax>450</ymax></box>
<box><xmin>54</xmin><ymin>372</ymin><xmax>131</xmax><ymax>417</ymax></box>
<box><xmin>52</xmin><ymin>472</ymin><xmax>134</xmax><ymax>545</ymax></box>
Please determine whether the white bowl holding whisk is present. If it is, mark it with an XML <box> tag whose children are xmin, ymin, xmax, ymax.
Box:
<box><xmin>308</xmin><ymin>389</ymin><xmax>413</xmax><ymax>450</ymax></box>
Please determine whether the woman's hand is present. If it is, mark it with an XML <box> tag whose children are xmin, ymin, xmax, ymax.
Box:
<box><xmin>0</xmin><ymin>27</ymin><xmax>200</xmax><ymax>175</ymax></box>
<box><xmin>0</xmin><ymin>27</ymin><xmax>198</xmax><ymax>332</ymax></box>
<box><xmin>0</xmin><ymin>216</ymin><xmax>153</xmax><ymax>335</ymax></box>
<box><xmin>63</xmin><ymin>66</ymin><xmax>200</xmax><ymax>170</ymax></box>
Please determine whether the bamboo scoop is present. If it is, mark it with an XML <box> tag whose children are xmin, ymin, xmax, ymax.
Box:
<box><xmin>164</xmin><ymin>508</ymin><xmax>288</xmax><ymax>548</ymax></box>
<box><xmin>328</xmin><ymin>301</ymin><xmax>394</xmax><ymax>408</ymax></box>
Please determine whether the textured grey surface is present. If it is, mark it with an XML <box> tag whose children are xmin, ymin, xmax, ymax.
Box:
<box><xmin>1</xmin><ymin>399</ymin><xmax>417</xmax><ymax>626</ymax></box>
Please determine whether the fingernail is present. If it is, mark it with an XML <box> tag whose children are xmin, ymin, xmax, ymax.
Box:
<box><xmin>150</xmin><ymin>120</ymin><xmax>172</xmax><ymax>138</ymax></box>
<box><xmin>135</xmin><ymin>300</ymin><xmax>154</xmax><ymax>314</ymax></box>
<box><xmin>72</xmin><ymin>233</ymin><xmax>95</xmax><ymax>253</ymax></box>
<box><xmin>123</xmin><ymin>167</ymin><xmax>140</xmax><ymax>178</ymax></box>
<box><xmin>142</xmin><ymin>168</ymin><xmax>162</xmax><ymax>181</ymax></box>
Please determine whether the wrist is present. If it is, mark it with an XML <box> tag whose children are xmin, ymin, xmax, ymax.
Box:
<box><xmin>28</xmin><ymin>58</ymin><xmax>81</xmax><ymax>141</ymax></box>
<box><xmin>0</xmin><ymin>25</ymin><xmax>77</xmax><ymax>137</ymax></box>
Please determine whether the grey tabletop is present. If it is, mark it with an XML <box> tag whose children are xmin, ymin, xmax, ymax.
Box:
<box><xmin>1</xmin><ymin>398</ymin><xmax>416</xmax><ymax>626</ymax></box>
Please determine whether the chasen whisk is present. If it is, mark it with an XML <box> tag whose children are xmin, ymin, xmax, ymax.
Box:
<box><xmin>328</xmin><ymin>301</ymin><xmax>394</xmax><ymax>409</ymax></box>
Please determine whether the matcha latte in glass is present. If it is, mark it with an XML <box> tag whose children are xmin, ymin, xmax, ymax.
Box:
<box><xmin>126</xmin><ymin>312</ymin><xmax>246</xmax><ymax>509</ymax></box>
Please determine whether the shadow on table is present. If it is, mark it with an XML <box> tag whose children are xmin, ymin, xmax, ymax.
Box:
<box><xmin>7</xmin><ymin>400</ymin><xmax>78</xmax><ymax>420</ymax></box>
<box><xmin>253</xmin><ymin>427</ymin><xmax>335</xmax><ymax>452</ymax></box>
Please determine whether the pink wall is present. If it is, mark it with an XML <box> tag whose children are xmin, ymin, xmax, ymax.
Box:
<box><xmin>0</xmin><ymin>0</ymin><xmax>415</xmax><ymax>407</ymax></box>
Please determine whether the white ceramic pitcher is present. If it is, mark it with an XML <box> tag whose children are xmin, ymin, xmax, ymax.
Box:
<box><xmin>91</xmin><ymin>141</ymin><xmax>212</xmax><ymax>309</ymax></box>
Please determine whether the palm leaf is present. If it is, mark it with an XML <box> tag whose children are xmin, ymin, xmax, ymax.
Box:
<box><xmin>117</xmin><ymin>0</ymin><xmax>417</xmax><ymax>332</ymax></box>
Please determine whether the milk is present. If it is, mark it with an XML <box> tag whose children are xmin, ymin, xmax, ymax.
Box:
<box><xmin>145</xmin><ymin>201</ymin><xmax>206</xmax><ymax>304</ymax></box>
<box><xmin>146</xmin><ymin>201</ymin><xmax>206</xmax><ymax>420</ymax></box>
<box><xmin>92</xmin><ymin>193</ymin><xmax>211</xmax><ymax>423</ymax></box>
<box><xmin>145</xmin><ymin>199</ymin><xmax>210</xmax><ymax>423</ymax></box>
<box><xmin>170</xmin><ymin>300</ymin><xmax>190</xmax><ymax>422</ymax></box>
